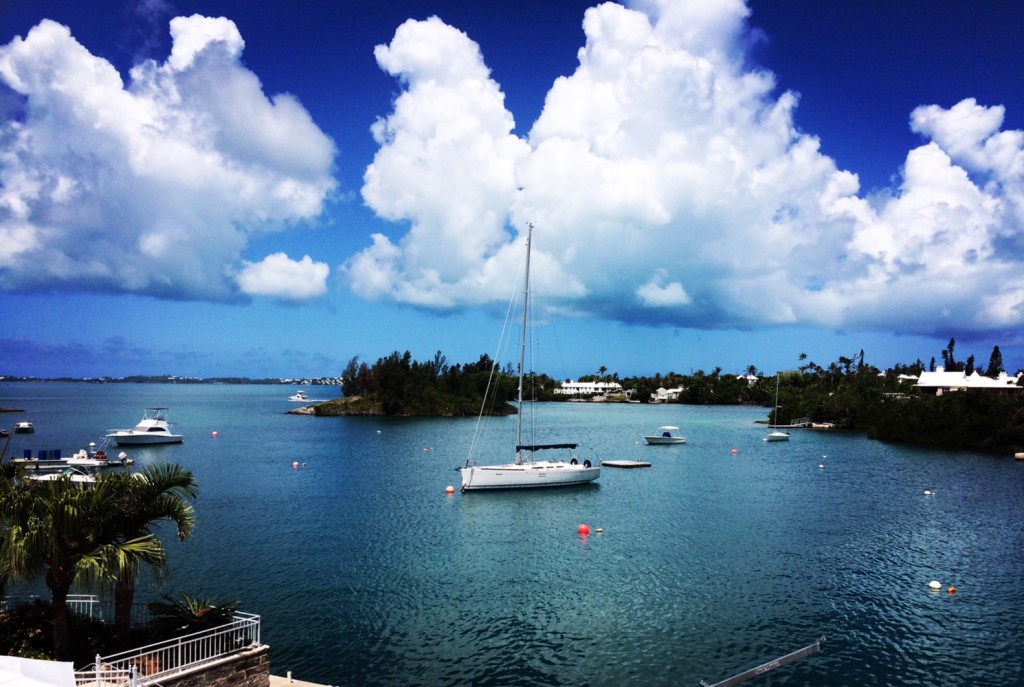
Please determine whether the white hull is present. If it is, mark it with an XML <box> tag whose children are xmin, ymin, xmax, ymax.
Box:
<box><xmin>460</xmin><ymin>461</ymin><xmax>600</xmax><ymax>491</ymax></box>
<box><xmin>764</xmin><ymin>431</ymin><xmax>790</xmax><ymax>442</ymax></box>
<box><xmin>108</xmin><ymin>432</ymin><xmax>183</xmax><ymax>446</ymax></box>
<box><xmin>644</xmin><ymin>436</ymin><xmax>686</xmax><ymax>445</ymax></box>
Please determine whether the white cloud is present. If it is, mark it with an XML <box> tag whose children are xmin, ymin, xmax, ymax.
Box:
<box><xmin>0</xmin><ymin>16</ymin><xmax>336</xmax><ymax>302</ymax></box>
<box><xmin>637</xmin><ymin>269</ymin><xmax>691</xmax><ymax>307</ymax></box>
<box><xmin>349</xmin><ymin>16</ymin><xmax>532</xmax><ymax>307</ymax></box>
<box><xmin>347</xmin><ymin>0</ymin><xmax>1024</xmax><ymax>339</ymax></box>
<box><xmin>236</xmin><ymin>252</ymin><xmax>329</xmax><ymax>301</ymax></box>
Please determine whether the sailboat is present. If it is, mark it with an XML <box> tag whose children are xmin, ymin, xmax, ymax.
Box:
<box><xmin>764</xmin><ymin>373</ymin><xmax>790</xmax><ymax>442</ymax></box>
<box><xmin>458</xmin><ymin>225</ymin><xmax>601</xmax><ymax>491</ymax></box>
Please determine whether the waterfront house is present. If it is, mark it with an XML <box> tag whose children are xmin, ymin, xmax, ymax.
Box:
<box><xmin>915</xmin><ymin>367</ymin><xmax>1023</xmax><ymax>396</ymax></box>
<box><xmin>556</xmin><ymin>380</ymin><xmax>624</xmax><ymax>396</ymax></box>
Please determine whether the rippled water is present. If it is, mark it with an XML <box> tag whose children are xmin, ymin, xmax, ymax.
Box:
<box><xmin>3</xmin><ymin>383</ymin><xmax>1023</xmax><ymax>686</ymax></box>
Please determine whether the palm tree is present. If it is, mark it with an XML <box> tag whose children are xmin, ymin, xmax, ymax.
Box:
<box><xmin>104</xmin><ymin>464</ymin><xmax>198</xmax><ymax>649</ymax></box>
<box><xmin>146</xmin><ymin>591</ymin><xmax>239</xmax><ymax>642</ymax></box>
<box><xmin>0</xmin><ymin>476</ymin><xmax>164</xmax><ymax>659</ymax></box>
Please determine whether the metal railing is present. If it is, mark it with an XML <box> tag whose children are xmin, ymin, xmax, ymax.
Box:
<box><xmin>75</xmin><ymin>612</ymin><xmax>261</xmax><ymax>687</ymax></box>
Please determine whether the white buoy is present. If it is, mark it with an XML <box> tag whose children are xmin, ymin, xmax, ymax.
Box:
<box><xmin>929</xmin><ymin>580</ymin><xmax>942</xmax><ymax>591</ymax></box>
<box><xmin>924</xmin><ymin>490</ymin><xmax>932</xmax><ymax>496</ymax></box>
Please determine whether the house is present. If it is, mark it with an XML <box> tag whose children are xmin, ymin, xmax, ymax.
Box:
<box><xmin>914</xmin><ymin>367</ymin><xmax>1022</xmax><ymax>396</ymax></box>
<box><xmin>556</xmin><ymin>380</ymin><xmax>624</xmax><ymax>396</ymax></box>
<box><xmin>653</xmin><ymin>386</ymin><xmax>683</xmax><ymax>402</ymax></box>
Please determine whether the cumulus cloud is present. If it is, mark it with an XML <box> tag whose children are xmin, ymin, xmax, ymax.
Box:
<box><xmin>236</xmin><ymin>252</ymin><xmax>329</xmax><ymax>301</ymax></box>
<box><xmin>0</xmin><ymin>16</ymin><xmax>336</xmax><ymax>302</ymax></box>
<box><xmin>347</xmin><ymin>0</ymin><xmax>1024</xmax><ymax>338</ymax></box>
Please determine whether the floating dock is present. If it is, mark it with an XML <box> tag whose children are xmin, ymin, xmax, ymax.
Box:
<box><xmin>601</xmin><ymin>460</ymin><xmax>652</xmax><ymax>469</ymax></box>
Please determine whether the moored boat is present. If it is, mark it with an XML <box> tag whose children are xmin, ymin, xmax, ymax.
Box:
<box><xmin>106</xmin><ymin>407</ymin><xmax>183</xmax><ymax>445</ymax></box>
<box><xmin>643</xmin><ymin>425</ymin><xmax>686</xmax><ymax>445</ymax></box>
<box><xmin>458</xmin><ymin>224</ymin><xmax>600</xmax><ymax>491</ymax></box>
<box><xmin>14</xmin><ymin>421</ymin><xmax>34</xmax><ymax>434</ymax></box>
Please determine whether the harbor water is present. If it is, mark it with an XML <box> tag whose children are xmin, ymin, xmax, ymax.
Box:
<box><xmin>2</xmin><ymin>382</ymin><xmax>1023</xmax><ymax>686</ymax></box>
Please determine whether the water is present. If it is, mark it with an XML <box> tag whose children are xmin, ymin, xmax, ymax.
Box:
<box><xmin>2</xmin><ymin>382</ymin><xmax>1024</xmax><ymax>686</ymax></box>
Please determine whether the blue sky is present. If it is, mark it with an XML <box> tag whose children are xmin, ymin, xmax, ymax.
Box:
<box><xmin>1</xmin><ymin>0</ymin><xmax>1022</xmax><ymax>380</ymax></box>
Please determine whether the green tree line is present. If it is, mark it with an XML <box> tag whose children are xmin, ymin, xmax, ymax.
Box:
<box><xmin>338</xmin><ymin>351</ymin><xmax>527</xmax><ymax>416</ymax></box>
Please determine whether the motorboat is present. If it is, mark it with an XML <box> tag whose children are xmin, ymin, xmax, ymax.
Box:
<box><xmin>458</xmin><ymin>224</ymin><xmax>600</xmax><ymax>491</ymax></box>
<box><xmin>106</xmin><ymin>408</ymin><xmax>183</xmax><ymax>445</ymax></box>
<box><xmin>289</xmin><ymin>390</ymin><xmax>310</xmax><ymax>402</ymax></box>
<box><xmin>13</xmin><ymin>441</ymin><xmax>134</xmax><ymax>469</ymax></box>
<box><xmin>13</xmin><ymin>422</ymin><xmax>34</xmax><ymax>434</ymax></box>
<box><xmin>644</xmin><ymin>426</ymin><xmax>686</xmax><ymax>445</ymax></box>
<box><xmin>27</xmin><ymin>467</ymin><xmax>97</xmax><ymax>484</ymax></box>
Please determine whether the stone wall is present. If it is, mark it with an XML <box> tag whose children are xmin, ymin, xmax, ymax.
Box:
<box><xmin>154</xmin><ymin>645</ymin><xmax>270</xmax><ymax>687</ymax></box>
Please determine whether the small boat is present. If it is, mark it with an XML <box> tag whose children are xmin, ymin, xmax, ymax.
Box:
<box><xmin>644</xmin><ymin>426</ymin><xmax>686</xmax><ymax>445</ymax></box>
<box><xmin>13</xmin><ymin>422</ymin><xmax>34</xmax><ymax>434</ymax></box>
<box><xmin>27</xmin><ymin>466</ymin><xmax>98</xmax><ymax>484</ymax></box>
<box><xmin>764</xmin><ymin>430</ymin><xmax>791</xmax><ymax>442</ymax></box>
<box><xmin>106</xmin><ymin>407</ymin><xmax>183</xmax><ymax>446</ymax></box>
<box><xmin>0</xmin><ymin>428</ymin><xmax>9</xmax><ymax>438</ymax></box>
<box><xmin>764</xmin><ymin>374</ymin><xmax>790</xmax><ymax>443</ymax></box>
<box><xmin>458</xmin><ymin>224</ymin><xmax>600</xmax><ymax>491</ymax></box>
<box><xmin>289</xmin><ymin>390</ymin><xmax>310</xmax><ymax>402</ymax></box>
<box><xmin>13</xmin><ymin>444</ymin><xmax>133</xmax><ymax>469</ymax></box>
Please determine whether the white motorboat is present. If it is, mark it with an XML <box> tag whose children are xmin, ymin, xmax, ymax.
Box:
<box><xmin>289</xmin><ymin>390</ymin><xmax>310</xmax><ymax>402</ymax></box>
<box><xmin>13</xmin><ymin>422</ymin><xmax>34</xmax><ymax>434</ymax></box>
<box><xmin>27</xmin><ymin>467</ymin><xmax>97</xmax><ymax>484</ymax></box>
<box><xmin>764</xmin><ymin>374</ymin><xmax>790</xmax><ymax>443</ymax></box>
<box><xmin>644</xmin><ymin>425</ymin><xmax>686</xmax><ymax>445</ymax></box>
<box><xmin>106</xmin><ymin>407</ymin><xmax>183</xmax><ymax>445</ymax></box>
<box><xmin>458</xmin><ymin>224</ymin><xmax>600</xmax><ymax>491</ymax></box>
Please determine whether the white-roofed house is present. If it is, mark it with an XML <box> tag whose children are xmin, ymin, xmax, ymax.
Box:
<box><xmin>915</xmin><ymin>367</ymin><xmax>1022</xmax><ymax>396</ymax></box>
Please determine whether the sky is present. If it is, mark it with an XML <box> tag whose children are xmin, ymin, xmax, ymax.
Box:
<box><xmin>1</xmin><ymin>0</ymin><xmax>1022</xmax><ymax>380</ymax></box>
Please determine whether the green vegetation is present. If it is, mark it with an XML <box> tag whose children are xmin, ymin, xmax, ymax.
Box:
<box><xmin>323</xmin><ymin>342</ymin><xmax>1024</xmax><ymax>451</ymax></box>
<box><xmin>0</xmin><ymin>465</ymin><xmax>202</xmax><ymax>661</ymax></box>
<box><xmin>328</xmin><ymin>351</ymin><xmax>526</xmax><ymax>416</ymax></box>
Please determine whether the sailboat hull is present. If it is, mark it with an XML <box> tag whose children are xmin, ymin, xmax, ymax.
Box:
<box><xmin>460</xmin><ymin>461</ymin><xmax>600</xmax><ymax>491</ymax></box>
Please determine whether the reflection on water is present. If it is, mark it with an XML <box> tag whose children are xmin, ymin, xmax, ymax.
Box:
<box><xmin>2</xmin><ymin>383</ymin><xmax>1023</xmax><ymax>685</ymax></box>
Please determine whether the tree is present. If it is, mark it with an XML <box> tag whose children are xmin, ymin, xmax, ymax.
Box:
<box><xmin>987</xmin><ymin>346</ymin><xmax>1004</xmax><ymax>377</ymax></box>
<box><xmin>146</xmin><ymin>591</ymin><xmax>240</xmax><ymax>642</ymax></box>
<box><xmin>105</xmin><ymin>464</ymin><xmax>198</xmax><ymax>650</ymax></box>
<box><xmin>0</xmin><ymin>477</ymin><xmax>164</xmax><ymax>659</ymax></box>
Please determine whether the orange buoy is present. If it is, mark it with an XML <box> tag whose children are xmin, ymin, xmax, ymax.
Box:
<box><xmin>445</xmin><ymin>485</ymin><xmax>455</xmax><ymax>494</ymax></box>
<box><xmin>578</xmin><ymin>523</ymin><xmax>591</xmax><ymax>536</ymax></box>
<box><xmin>949</xmin><ymin>586</ymin><xmax>957</xmax><ymax>594</ymax></box>
<box><xmin>731</xmin><ymin>448</ymin><xmax>738</xmax><ymax>455</ymax></box>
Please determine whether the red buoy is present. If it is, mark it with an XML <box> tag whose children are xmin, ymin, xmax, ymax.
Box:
<box><xmin>578</xmin><ymin>523</ymin><xmax>591</xmax><ymax>536</ymax></box>
<box><xmin>445</xmin><ymin>485</ymin><xmax>455</xmax><ymax>495</ymax></box>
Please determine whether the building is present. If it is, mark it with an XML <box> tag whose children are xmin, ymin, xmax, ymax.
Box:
<box><xmin>653</xmin><ymin>386</ymin><xmax>683</xmax><ymax>402</ymax></box>
<box><xmin>556</xmin><ymin>380</ymin><xmax>624</xmax><ymax>396</ymax></box>
<box><xmin>914</xmin><ymin>367</ymin><xmax>1022</xmax><ymax>395</ymax></box>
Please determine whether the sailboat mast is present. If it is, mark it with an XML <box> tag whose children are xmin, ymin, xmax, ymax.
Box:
<box><xmin>516</xmin><ymin>223</ymin><xmax>533</xmax><ymax>455</ymax></box>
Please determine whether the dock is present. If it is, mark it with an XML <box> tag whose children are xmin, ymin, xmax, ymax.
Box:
<box><xmin>270</xmin><ymin>674</ymin><xmax>334</xmax><ymax>687</ymax></box>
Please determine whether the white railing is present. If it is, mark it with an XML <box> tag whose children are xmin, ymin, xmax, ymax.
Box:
<box><xmin>75</xmin><ymin>612</ymin><xmax>261</xmax><ymax>687</ymax></box>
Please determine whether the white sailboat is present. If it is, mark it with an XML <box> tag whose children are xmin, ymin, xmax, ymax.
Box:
<box><xmin>764</xmin><ymin>374</ymin><xmax>790</xmax><ymax>442</ymax></box>
<box><xmin>459</xmin><ymin>225</ymin><xmax>600</xmax><ymax>491</ymax></box>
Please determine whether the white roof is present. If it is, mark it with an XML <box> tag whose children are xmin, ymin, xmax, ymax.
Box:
<box><xmin>0</xmin><ymin>657</ymin><xmax>75</xmax><ymax>687</ymax></box>
<box><xmin>916</xmin><ymin>367</ymin><xmax>1021</xmax><ymax>389</ymax></box>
